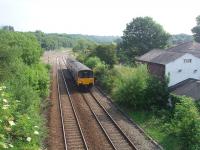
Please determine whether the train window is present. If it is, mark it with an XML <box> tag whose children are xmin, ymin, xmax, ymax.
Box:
<box><xmin>79</xmin><ymin>71</ymin><xmax>93</xmax><ymax>78</ymax></box>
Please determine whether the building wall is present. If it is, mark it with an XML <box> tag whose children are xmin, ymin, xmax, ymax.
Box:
<box><xmin>147</xmin><ymin>63</ymin><xmax>165</xmax><ymax>79</ymax></box>
<box><xmin>166</xmin><ymin>53</ymin><xmax>200</xmax><ymax>86</ymax></box>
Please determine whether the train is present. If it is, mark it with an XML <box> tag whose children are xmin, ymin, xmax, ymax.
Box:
<box><xmin>66</xmin><ymin>58</ymin><xmax>94</xmax><ymax>90</ymax></box>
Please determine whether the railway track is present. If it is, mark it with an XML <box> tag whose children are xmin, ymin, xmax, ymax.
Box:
<box><xmin>56</xmin><ymin>58</ymin><xmax>88</xmax><ymax>150</ymax></box>
<box><xmin>61</xmin><ymin>57</ymin><xmax>138</xmax><ymax>150</ymax></box>
<box><xmin>90</xmin><ymin>87</ymin><xmax>162</xmax><ymax>150</ymax></box>
<box><xmin>82</xmin><ymin>93</ymin><xmax>137</xmax><ymax>150</ymax></box>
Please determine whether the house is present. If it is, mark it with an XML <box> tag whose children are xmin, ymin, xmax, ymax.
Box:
<box><xmin>136</xmin><ymin>42</ymin><xmax>200</xmax><ymax>87</ymax></box>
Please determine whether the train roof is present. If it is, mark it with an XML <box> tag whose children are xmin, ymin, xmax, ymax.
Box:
<box><xmin>67</xmin><ymin>58</ymin><xmax>92</xmax><ymax>71</ymax></box>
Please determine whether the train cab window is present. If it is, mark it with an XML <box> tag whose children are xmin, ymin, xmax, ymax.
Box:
<box><xmin>79</xmin><ymin>71</ymin><xmax>93</xmax><ymax>78</ymax></box>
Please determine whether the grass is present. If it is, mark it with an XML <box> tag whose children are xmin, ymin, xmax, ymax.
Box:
<box><xmin>120</xmin><ymin>107</ymin><xmax>181</xmax><ymax>150</ymax></box>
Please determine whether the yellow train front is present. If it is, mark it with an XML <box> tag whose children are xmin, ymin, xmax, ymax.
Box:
<box><xmin>66</xmin><ymin>58</ymin><xmax>94</xmax><ymax>91</ymax></box>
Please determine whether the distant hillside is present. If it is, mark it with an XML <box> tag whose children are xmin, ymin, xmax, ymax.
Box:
<box><xmin>68</xmin><ymin>34</ymin><xmax>120</xmax><ymax>44</ymax></box>
<box><xmin>32</xmin><ymin>31</ymin><xmax>120</xmax><ymax>50</ymax></box>
<box><xmin>168</xmin><ymin>34</ymin><xmax>193</xmax><ymax>46</ymax></box>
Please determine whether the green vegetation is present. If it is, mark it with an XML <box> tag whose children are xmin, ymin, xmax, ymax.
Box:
<box><xmin>0</xmin><ymin>30</ymin><xmax>49</xmax><ymax>149</ymax></box>
<box><xmin>75</xmin><ymin>38</ymin><xmax>199</xmax><ymax>150</ymax></box>
<box><xmin>120</xmin><ymin>16</ymin><xmax>170</xmax><ymax>63</ymax></box>
<box><xmin>112</xmin><ymin>65</ymin><xmax>169</xmax><ymax>109</ymax></box>
<box><xmin>91</xmin><ymin>44</ymin><xmax>117</xmax><ymax>68</ymax></box>
<box><xmin>32</xmin><ymin>31</ymin><xmax>119</xmax><ymax>51</ymax></box>
<box><xmin>192</xmin><ymin>15</ymin><xmax>200</xmax><ymax>43</ymax></box>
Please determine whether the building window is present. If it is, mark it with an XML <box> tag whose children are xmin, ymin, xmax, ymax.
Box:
<box><xmin>184</xmin><ymin>59</ymin><xmax>192</xmax><ymax>63</ymax></box>
<box><xmin>194</xmin><ymin>69</ymin><xmax>198</xmax><ymax>73</ymax></box>
<box><xmin>178</xmin><ymin>69</ymin><xmax>182</xmax><ymax>72</ymax></box>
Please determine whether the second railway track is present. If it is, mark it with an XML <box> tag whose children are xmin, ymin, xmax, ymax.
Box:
<box><xmin>82</xmin><ymin>93</ymin><xmax>137</xmax><ymax>150</ymax></box>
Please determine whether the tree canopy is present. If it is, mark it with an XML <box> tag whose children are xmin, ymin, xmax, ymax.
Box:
<box><xmin>121</xmin><ymin>17</ymin><xmax>170</xmax><ymax>58</ymax></box>
<box><xmin>92</xmin><ymin>44</ymin><xmax>117</xmax><ymax>67</ymax></box>
<box><xmin>192</xmin><ymin>15</ymin><xmax>200</xmax><ymax>43</ymax></box>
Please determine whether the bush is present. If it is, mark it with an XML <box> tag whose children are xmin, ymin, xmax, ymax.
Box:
<box><xmin>0</xmin><ymin>85</ymin><xmax>46</xmax><ymax>149</ymax></box>
<box><xmin>170</xmin><ymin>96</ymin><xmax>200</xmax><ymax>149</ymax></box>
<box><xmin>112</xmin><ymin>65</ymin><xmax>148</xmax><ymax>108</ymax></box>
<box><xmin>145</xmin><ymin>76</ymin><xmax>169</xmax><ymax>109</ymax></box>
<box><xmin>0</xmin><ymin>30</ymin><xmax>49</xmax><ymax>149</ymax></box>
<box><xmin>92</xmin><ymin>44</ymin><xmax>117</xmax><ymax>68</ymax></box>
<box><xmin>76</xmin><ymin>51</ymin><xmax>87</xmax><ymax>63</ymax></box>
<box><xmin>112</xmin><ymin>65</ymin><xmax>169</xmax><ymax>110</ymax></box>
<box><xmin>85</xmin><ymin>56</ymin><xmax>102</xmax><ymax>69</ymax></box>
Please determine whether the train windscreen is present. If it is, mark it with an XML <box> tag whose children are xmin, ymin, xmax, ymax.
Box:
<box><xmin>78</xmin><ymin>70</ymin><xmax>93</xmax><ymax>78</ymax></box>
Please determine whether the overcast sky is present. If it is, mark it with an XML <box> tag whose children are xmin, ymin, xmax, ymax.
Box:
<box><xmin>0</xmin><ymin>0</ymin><xmax>200</xmax><ymax>36</ymax></box>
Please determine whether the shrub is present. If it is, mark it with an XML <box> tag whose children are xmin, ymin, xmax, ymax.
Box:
<box><xmin>85</xmin><ymin>56</ymin><xmax>102</xmax><ymax>69</ymax></box>
<box><xmin>170</xmin><ymin>96</ymin><xmax>200</xmax><ymax>149</ymax></box>
<box><xmin>0</xmin><ymin>30</ymin><xmax>49</xmax><ymax>149</ymax></box>
<box><xmin>112</xmin><ymin>65</ymin><xmax>169</xmax><ymax>110</ymax></box>
<box><xmin>92</xmin><ymin>44</ymin><xmax>117</xmax><ymax>68</ymax></box>
<box><xmin>145</xmin><ymin>76</ymin><xmax>169</xmax><ymax>109</ymax></box>
<box><xmin>112</xmin><ymin>65</ymin><xmax>148</xmax><ymax>109</ymax></box>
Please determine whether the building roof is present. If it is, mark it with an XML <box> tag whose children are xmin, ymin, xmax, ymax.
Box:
<box><xmin>168</xmin><ymin>41</ymin><xmax>200</xmax><ymax>53</ymax></box>
<box><xmin>136</xmin><ymin>41</ymin><xmax>200</xmax><ymax>64</ymax></box>
<box><xmin>136</xmin><ymin>49</ymin><xmax>185</xmax><ymax>65</ymax></box>
<box><xmin>170</xmin><ymin>78</ymin><xmax>200</xmax><ymax>100</ymax></box>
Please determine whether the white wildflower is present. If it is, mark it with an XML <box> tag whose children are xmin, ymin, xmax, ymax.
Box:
<box><xmin>34</xmin><ymin>126</ymin><xmax>39</xmax><ymax>128</ymax></box>
<box><xmin>8</xmin><ymin>144</ymin><xmax>13</xmax><ymax>148</ymax></box>
<box><xmin>3</xmin><ymin>99</ymin><xmax>8</xmax><ymax>103</ymax></box>
<box><xmin>8</xmin><ymin>120</ymin><xmax>15</xmax><ymax>126</ymax></box>
<box><xmin>26</xmin><ymin>137</ymin><xmax>31</xmax><ymax>142</ymax></box>
<box><xmin>2</xmin><ymin>144</ymin><xmax>8</xmax><ymax>148</ymax></box>
<box><xmin>34</xmin><ymin>131</ymin><xmax>39</xmax><ymax>135</ymax></box>
<box><xmin>16</xmin><ymin>100</ymin><xmax>20</xmax><ymax>103</ymax></box>
<box><xmin>2</xmin><ymin>105</ymin><xmax>9</xmax><ymax>110</ymax></box>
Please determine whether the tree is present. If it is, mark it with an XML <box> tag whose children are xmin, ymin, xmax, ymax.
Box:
<box><xmin>192</xmin><ymin>15</ymin><xmax>200</xmax><ymax>43</ymax></box>
<box><xmin>93</xmin><ymin>44</ymin><xmax>117</xmax><ymax>67</ymax></box>
<box><xmin>1</xmin><ymin>25</ymin><xmax>14</xmax><ymax>31</ymax></box>
<box><xmin>121</xmin><ymin>17</ymin><xmax>170</xmax><ymax>59</ymax></box>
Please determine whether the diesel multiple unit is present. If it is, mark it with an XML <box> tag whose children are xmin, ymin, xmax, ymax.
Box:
<box><xmin>66</xmin><ymin>58</ymin><xmax>94</xmax><ymax>90</ymax></box>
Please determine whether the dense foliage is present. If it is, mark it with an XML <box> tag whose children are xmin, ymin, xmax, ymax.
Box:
<box><xmin>0</xmin><ymin>30</ymin><xmax>49</xmax><ymax>149</ymax></box>
<box><xmin>120</xmin><ymin>16</ymin><xmax>170</xmax><ymax>62</ymax></box>
<box><xmin>91</xmin><ymin>44</ymin><xmax>117</xmax><ymax>68</ymax></box>
<box><xmin>166</xmin><ymin>95</ymin><xmax>200</xmax><ymax>149</ymax></box>
<box><xmin>33</xmin><ymin>31</ymin><xmax>119</xmax><ymax>51</ymax></box>
<box><xmin>111</xmin><ymin>65</ymin><xmax>169</xmax><ymax>109</ymax></box>
<box><xmin>192</xmin><ymin>15</ymin><xmax>200</xmax><ymax>43</ymax></box>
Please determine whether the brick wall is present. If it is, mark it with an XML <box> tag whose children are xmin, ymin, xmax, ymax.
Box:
<box><xmin>147</xmin><ymin>63</ymin><xmax>165</xmax><ymax>79</ymax></box>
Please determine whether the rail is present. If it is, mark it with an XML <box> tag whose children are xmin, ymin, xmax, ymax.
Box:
<box><xmin>56</xmin><ymin>57</ymin><xmax>68</xmax><ymax>150</ymax></box>
<box><xmin>89</xmin><ymin>91</ymin><xmax>138</xmax><ymax>150</ymax></box>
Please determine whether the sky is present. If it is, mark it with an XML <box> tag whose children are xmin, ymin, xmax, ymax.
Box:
<box><xmin>0</xmin><ymin>0</ymin><xmax>200</xmax><ymax>36</ymax></box>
